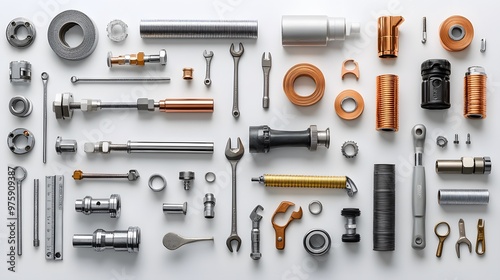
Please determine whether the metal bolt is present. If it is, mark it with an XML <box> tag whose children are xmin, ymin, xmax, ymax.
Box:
<box><xmin>179</xmin><ymin>171</ymin><xmax>195</xmax><ymax>190</ymax></box>
<box><xmin>72</xmin><ymin>170</ymin><xmax>140</xmax><ymax>181</ymax></box>
<box><xmin>203</xmin><ymin>193</ymin><xmax>216</xmax><ymax>219</ymax></box>
<box><xmin>107</xmin><ymin>49</ymin><xmax>167</xmax><ymax>67</ymax></box>
<box><xmin>341</xmin><ymin>208</ymin><xmax>361</xmax><ymax>242</ymax></box>
<box><xmin>466</xmin><ymin>133</ymin><xmax>471</xmax><ymax>145</ymax></box>
<box><xmin>454</xmin><ymin>134</ymin><xmax>459</xmax><ymax>145</ymax></box>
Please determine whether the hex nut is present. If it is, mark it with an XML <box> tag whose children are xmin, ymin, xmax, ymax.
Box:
<box><xmin>101</xmin><ymin>141</ymin><xmax>111</xmax><ymax>153</ymax></box>
<box><xmin>127</xmin><ymin>170</ymin><xmax>140</xmax><ymax>181</ymax></box>
<box><xmin>462</xmin><ymin>157</ymin><xmax>475</xmax><ymax>174</ymax></box>
<box><xmin>436</xmin><ymin>136</ymin><xmax>448</xmax><ymax>148</ymax></box>
<box><xmin>80</xmin><ymin>99</ymin><xmax>99</xmax><ymax>112</ymax></box>
<box><xmin>137</xmin><ymin>98</ymin><xmax>155</xmax><ymax>111</ymax></box>
<box><xmin>61</xmin><ymin>93</ymin><xmax>74</xmax><ymax>119</ymax></box>
<box><xmin>159</xmin><ymin>49</ymin><xmax>167</xmax><ymax>65</ymax></box>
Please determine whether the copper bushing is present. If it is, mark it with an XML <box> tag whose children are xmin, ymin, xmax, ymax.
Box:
<box><xmin>159</xmin><ymin>98</ymin><xmax>213</xmax><ymax>113</ymax></box>
<box><xmin>378</xmin><ymin>16</ymin><xmax>404</xmax><ymax>58</ymax></box>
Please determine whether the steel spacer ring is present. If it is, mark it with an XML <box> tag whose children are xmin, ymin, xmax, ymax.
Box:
<box><xmin>308</xmin><ymin>200</ymin><xmax>323</xmax><ymax>215</ymax></box>
<box><xmin>205</xmin><ymin>172</ymin><xmax>216</xmax><ymax>183</ymax></box>
<box><xmin>148</xmin><ymin>174</ymin><xmax>166</xmax><ymax>192</ymax></box>
<box><xmin>7</xmin><ymin>128</ymin><xmax>35</xmax><ymax>155</ymax></box>
<box><xmin>436</xmin><ymin>136</ymin><xmax>448</xmax><ymax>148</ymax></box>
<box><xmin>9</xmin><ymin>96</ymin><xmax>32</xmax><ymax>117</ymax></box>
<box><xmin>6</xmin><ymin>17</ymin><xmax>36</xmax><ymax>48</ymax></box>
<box><xmin>47</xmin><ymin>10</ymin><xmax>98</xmax><ymax>60</ymax></box>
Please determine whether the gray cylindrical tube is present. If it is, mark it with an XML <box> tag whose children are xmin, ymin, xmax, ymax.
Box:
<box><xmin>438</xmin><ymin>189</ymin><xmax>489</xmax><ymax>205</ymax></box>
<box><xmin>373</xmin><ymin>164</ymin><xmax>396</xmax><ymax>251</ymax></box>
<box><xmin>127</xmin><ymin>141</ymin><xmax>214</xmax><ymax>154</ymax></box>
<box><xmin>162</xmin><ymin>202</ymin><xmax>187</xmax><ymax>214</ymax></box>
<box><xmin>281</xmin><ymin>15</ymin><xmax>360</xmax><ymax>46</ymax></box>
<box><xmin>140</xmin><ymin>20</ymin><xmax>258</xmax><ymax>39</ymax></box>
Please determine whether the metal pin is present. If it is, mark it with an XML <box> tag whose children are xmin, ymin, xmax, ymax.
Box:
<box><xmin>466</xmin><ymin>133</ymin><xmax>471</xmax><ymax>145</ymax></box>
<box><xmin>421</xmin><ymin>17</ymin><xmax>427</xmax><ymax>44</ymax></box>
<box><xmin>33</xmin><ymin>179</ymin><xmax>39</xmax><ymax>247</ymax></box>
<box><xmin>71</xmin><ymin>76</ymin><xmax>170</xmax><ymax>83</ymax></box>
<box><xmin>480</xmin><ymin>39</ymin><xmax>486</xmax><ymax>53</ymax></box>
<box><xmin>42</xmin><ymin>72</ymin><xmax>49</xmax><ymax>163</ymax></box>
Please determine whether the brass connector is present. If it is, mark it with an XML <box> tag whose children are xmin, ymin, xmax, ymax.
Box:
<box><xmin>107</xmin><ymin>49</ymin><xmax>167</xmax><ymax>67</ymax></box>
<box><xmin>378</xmin><ymin>16</ymin><xmax>404</xmax><ymax>58</ymax></box>
<box><xmin>252</xmin><ymin>174</ymin><xmax>357</xmax><ymax>197</ymax></box>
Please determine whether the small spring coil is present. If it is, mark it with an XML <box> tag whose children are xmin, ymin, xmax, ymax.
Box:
<box><xmin>464</xmin><ymin>66</ymin><xmax>487</xmax><ymax>119</ymax></box>
<box><xmin>376</xmin><ymin>74</ymin><xmax>399</xmax><ymax>132</ymax></box>
<box><xmin>262</xmin><ymin>174</ymin><xmax>346</xmax><ymax>189</ymax></box>
<box><xmin>373</xmin><ymin>164</ymin><xmax>396</xmax><ymax>251</ymax></box>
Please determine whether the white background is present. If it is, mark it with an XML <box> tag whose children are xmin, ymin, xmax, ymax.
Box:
<box><xmin>1</xmin><ymin>0</ymin><xmax>498</xmax><ymax>279</ymax></box>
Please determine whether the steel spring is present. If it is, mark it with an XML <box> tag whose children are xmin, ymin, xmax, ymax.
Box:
<box><xmin>376</xmin><ymin>74</ymin><xmax>399</xmax><ymax>132</ymax></box>
<box><xmin>373</xmin><ymin>164</ymin><xmax>396</xmax><ymax>251</ymax></box>
<box><xmin>262</xmin><ymin>174</ymin><xmax>346</xmax><ymax>189</ymax></box>
<box><xmin>464</xmin><ymin>66</ymin><xmax>487</xmax><ymax>119</ymax></box>
<box><xmin>140</xmin><ymin>20</ymin><xmax>258</xmax><ymax>39</ymax></box>
<box><xmin>438</xmin><ymin>189</ymin><xmax>489</xmax><ymax>205</ymax></box>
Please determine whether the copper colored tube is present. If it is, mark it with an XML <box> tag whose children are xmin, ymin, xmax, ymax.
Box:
<box><xmin>376</xmin><ymin>74</ymin><xmax>399</xmax><ymax>132</ymax></box>
<box><xmin>378</xmin><ymin>16</ymin><xmax>404</xmax><ymax>58</ymax></box>
<box><xmin>159</xmin><ymin>98</ymin><xmax>213</xmax><ymax>112</ymax></box>
<box><xmin>464</xmin><ymin>66</ymin><xmax>487</xmax><ymax>119</ymax></box>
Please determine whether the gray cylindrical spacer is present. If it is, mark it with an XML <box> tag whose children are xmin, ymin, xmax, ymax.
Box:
<box><xmin>55</xmin><ymin>136</ymin><xmax>77</xmax><ymax>154</ymax></box>
<box><xmin>203</xmin><ymin>193</ymin><xmax>216</xmax><ymax>219</ymax></box>
<box><xmin>72</xmin><ymin>226</ymin><xmax>140</xmax><ymax>253</ymax></box>
<box><xmin>282</xmin><ymin>15</ymin><xmax>360</xmax><ymax>46</ymax></box>
<box><xmin>438</xmin><ymin>189</ymin><xmax>489</xmax><ymax>205</ymax></box>
<box><xmin>163</xmin><ymin>202</ymin><xmax>187</xmax><ymax>215</ymax></box>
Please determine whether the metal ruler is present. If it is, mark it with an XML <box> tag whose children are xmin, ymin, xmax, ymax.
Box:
<box><xmin>45</xmin><ymin>175</ymin><xmax>63</xmax><ymax>260</ymax></box>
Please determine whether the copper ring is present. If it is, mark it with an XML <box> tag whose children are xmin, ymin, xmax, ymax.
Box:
<box><xmin>334</xmin><ymin>90</ymin><xmax>364</xmax><ymax>120</ymax></box>
<box><xmin>439</xmin><ymin>15</ymin><xmax>474</xmax><ymax>52</ymax></box>
<box><xmin>283</xmin><ymin>63</ymin><xmax>325</xmax><ymax>106</ymax></box>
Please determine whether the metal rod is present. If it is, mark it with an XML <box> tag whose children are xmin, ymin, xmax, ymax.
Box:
<box><xmin>71</xmin><ymin>76</ymin><xmax>171</xmax><ymax>83</ymax></box>
<box><xmin>84</xmin><ymin>141</ymin><xmax>214</xmax><ymax>154</ymax></box>
<box><xmin>34</xmin><ymin>179</ymin><xmax>39</xmax><ymax>247</ymax></box>
<box><xmin>42</xmin><ymin>72</ymin><xmax>49</xmax><ymax>163</ymax></box>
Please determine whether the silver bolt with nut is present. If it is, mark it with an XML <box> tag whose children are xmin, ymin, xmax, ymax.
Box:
<box><xmin>203</xmin><ymin>193</ymin><xmax>216</xmax><ymax>219</ymax></box>
<box><xmin>107</xmin><ymin>49</ymin><xmax>167</xmax><ymax>67</ymax></box>
<box><xmin>75</xmin><ymin>194</ymin><xmax>121</xmax><ymax>218</ymax></box>
<box><xmin>179</xmin><ymin>171</ymin><xmax>195</xmax><ymax>190</ymax></box>
<box><xmin>72</xmin><ymin>169</ymin><xmax>140</xmax><ymax>181</ymax></box>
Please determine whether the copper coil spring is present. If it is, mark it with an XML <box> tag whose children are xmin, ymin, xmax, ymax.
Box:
<box><xmin>376</xmin><ymin>74</ymin><xmax>399</xmax><ymax>132</ymax></box>
<box><xmin>464</xmin><ymin>66</ymin><xmax>487</xmax><ymax>119</ymax></box>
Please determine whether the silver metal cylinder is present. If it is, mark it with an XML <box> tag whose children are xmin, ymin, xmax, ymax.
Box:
<box><xmin>163</xmin><ymin>202</ymin><xmax>187</xmax><ymax>215</ymax></box>
<box><xmin>203</xmin><ymin>193</ymin><xmax>216</xmax><ymax>219</ymax></box>
<box><xmin>140</xmin><ymin>20</ymin><xmax>258</xmax><ymax>39</ymax></box>
<box><xmin>438</xmin><ymin>189</ymin><xmax>489</xmax><ymax>205</ymax></box>
<box><xmin>75</xmin><ymin>194</ymin><xmax>121</xmax><ymax>218</ymax></box>
<box><xmin>72</xmin><ymin>226</ymin><xmax>140</xmax><ymax>253</ymax></box>
<box><xmin>282</xmin><ymin>15</ymin><xmax>360</xmax><ymax>46</ymax></box>
<box><xmin>436</xmin><ymin>156</ymin><xmax>491</xmax><ymax>174</ymax></box>
<box><xmin>127</xmin><ymin>141</ymin><xmax>214</xmax><ymax>153</ymax></box>
<box><xmin>55</xmin><ymin>136</ymin><xmax>77</xmax><ymax>154</ymax></box>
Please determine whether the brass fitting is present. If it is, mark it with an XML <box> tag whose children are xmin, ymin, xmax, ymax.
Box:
<box><xmin>378</xmin><ymin>16</ymin><xmax>404</xmax><ymax>58</ymax></box>
<box><xmin>252</xmin><ymin>174</ymin><xmax>357</xmax><ymax>197</ymax></box>
<box><xmin>435</xmin><ymin>156</ymin><xmax>491</xmax><ymax>174</ymax></box>
<box><xmin>107</xmin><ymin>49</ymin><xmax>167</xmax><ymax>67</ymax></box>
<box><xmin>182</xmin><ymin>68</ymin><xmax>193</xmax><ymax>80</ymax></box>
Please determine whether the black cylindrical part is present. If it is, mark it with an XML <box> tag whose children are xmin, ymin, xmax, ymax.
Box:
<box><xmin>421</xmin><ymin>59</ymin><xmax>451</xmax><ymax>109</ymax></box>
<box><xmin>373</xmin><ymin>164</ymin><xmax>396</xmax><ymax>251</ymax></box>
<box><xmin>249</xmin><ymin>125</ymin><xmax>310</xmax><ymax>153</ymax></box>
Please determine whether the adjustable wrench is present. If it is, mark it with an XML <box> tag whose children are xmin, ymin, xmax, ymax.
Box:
<box><xmin>225</xmin><ymin>137</ymin><xmax>244</xmax><ymax>252</ymax></box>
<box><xmin>250</xmin><ymin>205</ymin><xmax>263</xmax><ymax>260</ymax></box>
<box><xmin>412</xmin><ymin>124</ymin><xmax>426</xmax><ymax>249</ymax></box>
<box><xmin>229</xmin><ymin>43</ymin><xmax>244</xmax><ymax>118</ymax></box>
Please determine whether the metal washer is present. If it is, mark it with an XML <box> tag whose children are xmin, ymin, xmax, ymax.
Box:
<box><xmin>9</xmin><ymin>96</ymin><xmax>32</xmax><ymax>117</ymax></box>
<box><xmin>6</xmin><ymin>17</ymin><xmax>36</xmax><ymax>48</ymax></box>
<box><xmin>148</xmin><ymin>174</ymin><xmax>166</xmax><ymax>192</ymax></box>
<box><xmin>8</xmin><ymin>128</ymin><xmax>35</xmax><ymax>154</ymax></box>
<box><xmin>107</xmin><ymin>20</ymin><xmax>128</xmax><ymax>42</ymax></box>
<box><xmin>308</xmin><ymin>200</ymin><xmax>323</xmax><ymax>215</ymax></box>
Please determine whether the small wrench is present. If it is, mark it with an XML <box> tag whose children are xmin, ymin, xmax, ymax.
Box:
<box><xmin>434</xmin><ymin>221</ymin><xmax>450</xmax><ymax>258</ymax></box>
<box><xmin>412</xmin><ymin>124</ymin><xmax>426</xmax><ymax>250</ymax></box>
<box><xmin>203</xmin><ymin>50</ymin><xmax>213</xmax><ymax>86</ymax></box>
<box><xmin>250</xmin><ymin>205</ymin><xmax>264</xmax><ymax>260</ymax></box>
<box><xmin>261</xmin><ymin>52</ymin><xmax>272</xmax><ymax>109</ymax></box>
<box><xmin>14</xmin><ymin>166</ymin><xmax>27</xmax><ymax>256</ymax></box>
<box><xmin>455</xmin><ymin>219</ymin><xmax>472</xmax><ymax>258</ymax></box>
<box><xmin>229</xmin><ymin>43</ymin><xmax>244</xmax><ymax>118</ymax></box>
<box><xmin>41</xmin><ymin>72</ymin><xmax>49</xmax><ymax>164</ymax></box>
<box><xmin>225</xmin><ymin>137</ymin><xmax>244</xmax><ymax>252</ymax></box>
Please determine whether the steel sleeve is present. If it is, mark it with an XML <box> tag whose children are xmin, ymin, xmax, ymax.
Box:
<box><xmin>438</xmin><ymin>189</ymin><xmax>489</xmax><ymax>205</ymax></box>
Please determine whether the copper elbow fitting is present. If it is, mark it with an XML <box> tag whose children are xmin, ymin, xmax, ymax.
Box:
<box><xmin>159</xmin><ymin>98</ymin><xmax>213</xmax><ymax>113</ymax></box>
<box><xmin>378</xmin><ymin>16</ymin><xmax>404</xmax><ymax>58</ymax></box>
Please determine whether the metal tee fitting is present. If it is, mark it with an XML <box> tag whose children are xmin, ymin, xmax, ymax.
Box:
<box><xmin>436</xmin><ymin>156</ymin><xmax>491</xmax><ymax>174</ymax></box>
<box><xmin>249</xmin><ymin>125</ymin><xmax>329</xmax><ymax>153</ymax></box>
<box><xmin>73</xmin><ymin>226</ymin><xmax>140</xmax><ymax>253</ymax></box>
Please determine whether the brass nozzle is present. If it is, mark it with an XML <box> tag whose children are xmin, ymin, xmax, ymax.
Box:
<box><xmin>378</xmin><ymin>16</ymin><xmax>404</xmax><ymax>58</ymax></box>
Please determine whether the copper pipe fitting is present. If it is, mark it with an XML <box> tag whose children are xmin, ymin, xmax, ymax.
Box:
<box><xmin>376</xmin><ymin>74</ymin><xmax>399</xmax><ymax>132</ymax></box>
<box><xmin>183</xmin><ymin>68</ymin><xmax>194</xmax><ymax>80</ymax></box>
<box><xmin>159</xmin><ymin>98</ymin><xmax>213</xmax><ymax>113</ymax></box>
<box><xmin>464</xmin><ymin>66</ymin><xmax>487</xmax><ymax>119</ymax></box>
<box><xmin>378</xmin><ymin>16</ymin><xmax>404</xmax><ymax>58</ymax></box>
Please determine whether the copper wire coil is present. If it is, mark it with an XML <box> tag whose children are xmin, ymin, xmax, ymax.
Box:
<box><xmin>283</xmin><ymin>63</ymin><xmax>325</xmax><ymax>106</ymax></box>
<box><xmin>439</xmin><ymin>15</ymin><xmax>474</xmax><ymax>52</ymax></box>
<box><xmin>376</xmin><ymin>74</ymin><xmax>399</xmax><ymax>132</ymax></box>
<box><xmin>464</xmin><ymin>67</ymin><xmax>487</xmax><ymax>119</ymax></box>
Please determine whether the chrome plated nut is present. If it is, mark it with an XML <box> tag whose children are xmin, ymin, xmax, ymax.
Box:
<box><xmin>462</xmin><ymin>157</ymin><xmax>475</xmax><ymax>174</ymax></box>
<box><xmin>128</xmin><ymin>170</ymin><xmax>140</xmax><ymax>181</ymax></box>
<box><xmin>137</xmin><ymin>98</ymin><xmax>155</xmax><ymax>111</ymax></box>
<box><xmin>80</xmin><ymin>99</ymin><xmax>100</xmax><ymax>112</ymax></box>
<box><xmin>159</xmin><ymin>49</ymin><xmax>167</xmax><ymax>65</ymax></box>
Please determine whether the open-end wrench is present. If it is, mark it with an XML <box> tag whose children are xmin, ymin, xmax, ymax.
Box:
<box><xmin>41</xmin><ymin>72</ymin><xmax>49</xmax><ymax>163</ymax></box>
<box><xmin>261</xmin><ymin>52</ymin><xmax>272</xmax><ymax>109</ymax></box>
<box><xmin>412</xmin><ymin>124</ymin><xmax>426</xmax><ymax>250</ymax></box>
<box><xmin>456</xmin><ymin>218</ymin><xmax>472</xmax><ymax>258</ymax></box>
<box><xmin>250</xmin><ymin>205</ymin><xmax>263</xmax><ymax>260</ymax></box>
<box><xmin>229</xmin><ymin>43</ymin><xmax>244</xmax><ymax>118</ymax></box>
<box><xmin>225</xmin><ymin>137</ymin><xmax>244</xmax><ymax>252</ymax></box>
<box><xmin>203</xmin><ymin>50</ymin><xmax>213</xmax><ymax>86</ymax></box>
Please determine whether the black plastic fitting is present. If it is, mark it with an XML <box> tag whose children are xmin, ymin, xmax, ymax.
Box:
<box><xmin>249</xmin><ymin>125</ymin><xmax>330</xmax><ymax>153</ymax></box>
<box><xmin>421</xmin><ymin>59</ymin><xmax>451</xmax><ymax>110</ymax></box>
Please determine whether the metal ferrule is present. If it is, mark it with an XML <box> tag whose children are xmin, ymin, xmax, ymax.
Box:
<box><xmin>162</xmin><ymin>202</ymin><xmax>187</xmax><ymax>214</ymax></box>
